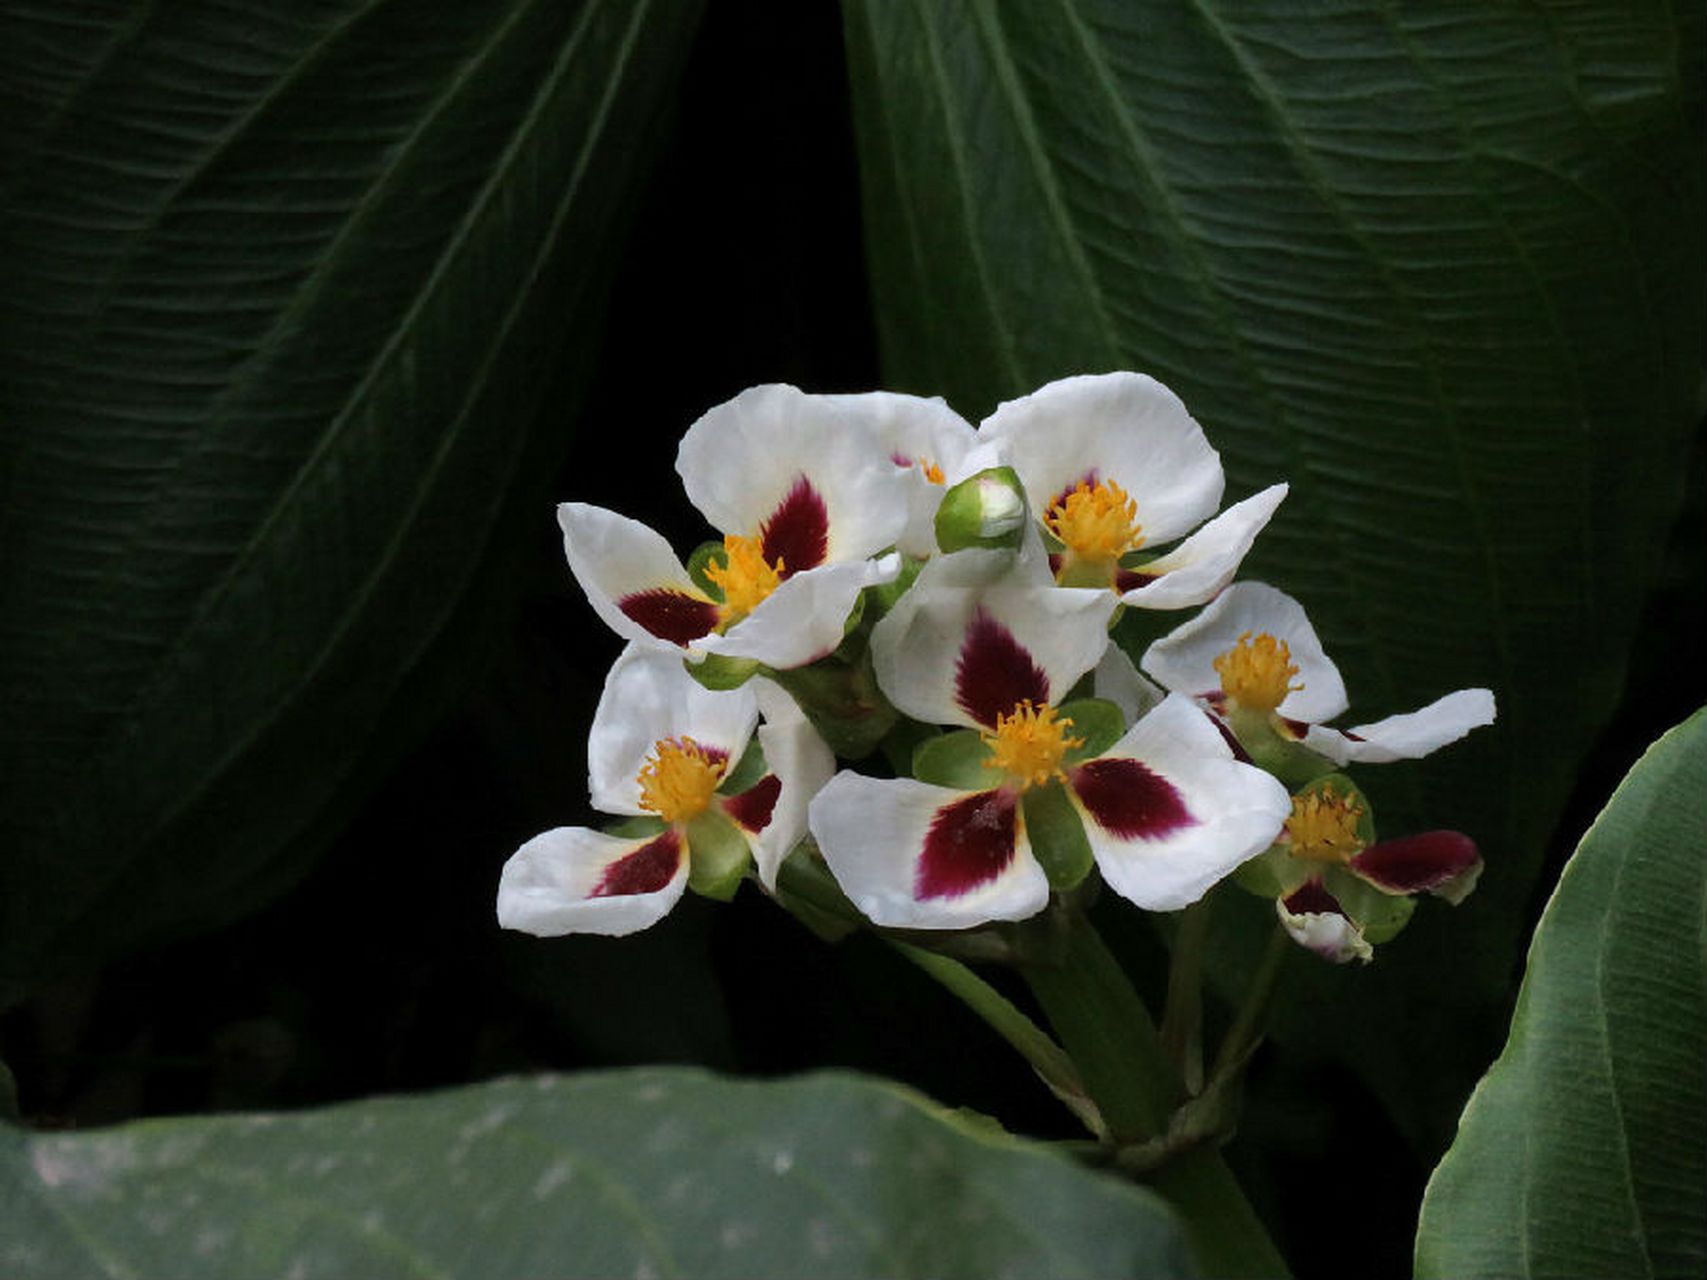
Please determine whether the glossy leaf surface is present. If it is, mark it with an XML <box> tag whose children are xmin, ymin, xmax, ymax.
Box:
<box><xmin>842</xmin><ymin>0</ymin><xmax>1705</xmax><ymax>1144</ymax></box>
<box><xmin>2</xmin><ymin>1068</ymin><xmax>1197</xmax><ymax>1279</ymax></box>
<box><xmin>1415</xmin><ymin>707</ymin><xmax>1707</xmax><ymax>1279</ymax></box>
<box><xmin>0</xmin><ymin>0</ymin><xmax>702</xmax><ymax>1001</ymax></box>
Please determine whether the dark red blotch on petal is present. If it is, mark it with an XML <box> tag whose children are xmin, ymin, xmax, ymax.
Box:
<box><xmin>617</xmin><ymin>589</ymin><xmax>720</xmax><ymax>646</ymax></box>
<box><xmin>591</xmin><ymin>830</ymin><xmax>683</xmax><ymax>898</ymax></box>
<box><xmin>954</xmin><ymin>608</ymin><xmax>1050</xmax><ymax>727</ymax></box>
<box><xmin>760</xmin><ymin>476</ymin><xmax>830</xmax><ymax>575</ymax></box>
<box><xmin>1282</xmin><ymin>878</ymin><xmax>1344</xmax><ymax>916</ymax></box>
<box><xmin>1113</xmin><ymin>567</ymin><xmax>1160</xmax><ymax>593</ymax></box>
<box><xmin>1349</xmin><ymin>830</ymin><xmax>1480</xmax><ymax>894</ymax></box>
<box><xmin>915</xmin><ymin>788</ymin><xmax>1020</xmax><ymax>900</ymax></box>
<box><xmin>721</xmin><ymin>774</ymin><xmax>782</xmax><ymax>832</ymax></box>
<box><xmin>1070</xmin><ymin>757</ymin><xmax>1196</xmax><ymax>840</ymax></box>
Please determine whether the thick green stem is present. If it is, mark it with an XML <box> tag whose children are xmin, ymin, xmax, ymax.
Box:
<box><xmin>889</xmin><ymin>941</ymin><xmax>1105</xmax><ymax>1139</ymax></box>
<box><xmin>1160</xmin><ymin>895</ymin><xmax>1212</xmax><ymax>1094</ymax></box>
<box><xmin>1210</xmin><ymin>923</ymin><xmax>1290</xmax><ymax>1083</ymax></box>
<box><xmin>1017</xmin><ymin>912</ymin><xmax>1290</xmax><ymax>1279</ymax></box>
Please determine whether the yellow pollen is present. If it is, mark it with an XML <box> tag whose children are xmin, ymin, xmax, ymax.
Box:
<box><xmin>982</xmin><ymin>701</ymin><xmax>1084</xmax><ymax>791</ymax></box>
<box><xmin>1044</xmin><ymin>479</ymin><xmax>1145</xmax><ymax>564</ymax></box>
<box><xmin>1212</xmin><ymin>631</ymin><xmax>1302</xmax><ymax>714</ymax></box>
<box><xmin>636</xmin><ymin>736</ymin><xmax>726</xmax><ymax>825</ymax></box>
<box><xmin>705</xmin><ymin>534</ymin><xmax>784</xmax><ymax>628</ymax></box>
<box><xmin>919</xmin><ymin>458</ymin><xmax>946</xmax><ymax>485</ymax></box>
<box><xmin>1285</xmin><ymin>791</ymin><xmax>1365</xmax><ymax>864</ymax></box>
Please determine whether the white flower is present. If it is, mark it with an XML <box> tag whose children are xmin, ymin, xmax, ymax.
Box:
<box><xmin>497</xmin><ymin>646</ymin><xmax>813</xmax><ymax>937</ymax></box>
<box><xmin>976</xmin><ymin>373</ymin><xmax>1286</xmax><ymax>608</ymax></box>
<box><xmin>559</xmin><ymin>384</ymin><xmax>937</xmax><ymax>670</ymax></box>
<box><xmin>807</xmin><ymin>554</ymin><xmax>1290</xmax><ymax>928</ymax></box>
<box><xmin>1141</xmin><ymin>581</ymin><xmax>1495</xmax><ymax>766</ymax></box>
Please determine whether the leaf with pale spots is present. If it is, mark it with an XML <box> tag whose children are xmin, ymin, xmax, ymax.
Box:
<box><xmin>0</xmin><ymin>1069</ymin><xmax>1197</xmax><ymax>1279</ymax></box>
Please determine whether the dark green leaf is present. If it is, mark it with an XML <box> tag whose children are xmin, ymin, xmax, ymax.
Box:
<box><xmin>843</xmin><ymin>0</ymin><xmax>1704</xmax><ymax>1148</ymax></box>
<box><xmin>1415</xmin><ymin>707</ymin><xmax>1707</xmax><ymax>1279</ymax></box>
<box><xmin>0</xmin><ymin>1068</ymin><xmax>1197</xmax><ymax>1278</ymax></box>
<box><xmin>0</xmin><ymin>0</ymin><xmax>704</xmax><ymax>1003</ymax></box>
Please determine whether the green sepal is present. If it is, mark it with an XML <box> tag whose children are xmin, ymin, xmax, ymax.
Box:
<box><xmin>686</xmin><ymin>652</ymin><xmax>762</xmax><ymax>691</ymax></box>
<box><xmin>605</xmin><ymin>814</ymin><xmax>667</xmax><ymax>840</ymax></box>
<box><xmin>881</xmin><ymin>717</ymin><xmax>940</xmax><ymax>776</ymax></box>
<box><xmin>1324</xmin><ymin>864</ymin><xmax>1416</xmax><ymax>943</ymax></box>
<box><xmin>1231</xmin><ymin>844</ymin><xmax>1291</xmax><ymax>899</ymax></box>
<box><xmin>864</xmin><ymin>553</ymin><xmax>925</xmax><ymax>617</ymax></box>
<box><xmin>1057</xmin><ymin>698</ymin><xmax>1126</xmax><ymax>762</ymax></box>
<box><xmin>912</xmin><ymin>729</ymin><xmax>995</xmax><ymax>789</ymax></box>
<box><xmin>1225</xmin><ymin>703</ymin><xmax>1340</xmax><ymax>787</ymax></box>
<box><xmin>718</xmin><ymin>737</ymin><xmax>769</xmax><ymax>796</ymax></box>
<box><xmin>934</xmin><ymin>466</ymin><xmax>1030</xmax><ymax>552</ymax></box>
<box><xmin>684</xmin><ymin>810</ymin><xmax>751</xmax><ymax>901</ymax></box>
<box><xmin>772</xmin><ymin>838</ymin><xmax>862</xmax><ymax>942</ymax></box>
<box><xmin>685</xmin><ymin>540</ymin><xmax>728</xmax><ymax>600</ymax></box>
<box><xmin>1022</xmin><ymin>781</ymin><xmax>1094</xmax><ymax>890</ymax></box>
<box><xmin>766</xmin><ymin>651</ymin><xmax>898</xmax><ymax>759</ymax></box>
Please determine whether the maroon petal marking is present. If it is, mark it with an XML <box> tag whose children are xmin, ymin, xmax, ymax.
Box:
<box><xmin>954</xmin><ymin>607</ymin><xmax>1050</xmax><ymax>727</ymax></box>
<box><xmin>890</xmin><ymin>451</ymin><xmax>914</xmax><ymax>467</ymax></box>
<box><xmin>1349</xmin><ymin>831</ymin><xmax>1480</xmax><ymax>895</ymax></box>
<box><xmin>1069</xmin><ymin>757</ymin><xmax>1196</xmax><ymax>840</ymax></box>
<box><xmin>1282</xmin><ymin>877</ymin><xmax>1344</xmax><ymax>916</ymax></box>
<box><xmin>721</xmin><ymin>774</ymin><xmax>782</xmax><ymax>832</ymax></box>
<box><xmin>915</xmin><ymin>788</ymin><xmax>1020</xmax><ymax>900</ymax></box>
<box><xmin>760</xmin><ymin>476</ymin><xmax>830</xmax><ymax>575</ymax></box>
<box><xmin>617</xmin><ymin>589</ymin><xmax>720</xmax><ymax>646</ymax></box>
<box><xmin>1114</xmin><ymin>567</ymin><xmax>1160</xmax><ymax>593</ymax></box>
<box><xmin>591</xmin><ymin>830</ymin><xmax>683</xmax><ymax>898</ymax></box>
<box><xmin>1203</xmin><ymin>707</ymin><xmax>1254</xmax><ymax>763</ymax></box>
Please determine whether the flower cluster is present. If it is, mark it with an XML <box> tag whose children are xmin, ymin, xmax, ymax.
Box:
<box><xmin>498</xmin><ymin>373</ymin><xmax>1494</xmax><ymax>962</ymax></box>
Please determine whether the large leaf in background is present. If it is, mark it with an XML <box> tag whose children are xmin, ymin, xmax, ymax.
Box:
<box><xmin>842</xmin><ymin>0</ymin><xmax>1704</xmax><ymax>1145</ymax></box>
<box><xmin>1</xmin><ymin>1068</ymin><xmax>1197</xmax><ymax>1278</ymax></box>
<box><xmin>1415</xmin><ymin>707</ymin><xmax>1707</xmax><ymax>1278</ymax></box>
<box><xmin>0</xmin><ymin>0</ymin><xmax>703</xmax><ymax>1004</ymax></box>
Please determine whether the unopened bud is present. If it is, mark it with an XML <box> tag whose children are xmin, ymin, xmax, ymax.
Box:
<box><xmin>934</xmin><ymin>466</ymin><xmax>1029</xmax><ymax>552</ymax></box>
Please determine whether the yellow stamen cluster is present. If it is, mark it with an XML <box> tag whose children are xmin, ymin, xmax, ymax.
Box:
<box><xmin>982</xmin><ymin>701</ymin><xmax>1084</xmax><ymax>791</ymax></box>
<box><xmin>705</xmin><ymin>534</ymin><xmax>784</xmax><ymax>628</ymax></box>
<box><xmin>1212</xmin><ymin>631</ymin><xmax>1302</xmax><ymax>714</ymax></box>
<box><xmin>1285</xmin><ymin>791</ymin><xmax>1365</xmax><ymax>864</ymax></box>
<box><xmin>1044</xmin><ymin>479</ymin><xmax>1145</xmax><ymax>564</ymax></box>
<box><xmin>918</xmin><ymin>458</ymin><xmax>946</xmax><ymax>485</ymax></box>
<box><xmin>636</xmin><ymin>736</ymin><xmax>726</xmax><ymax>825</ymax></box>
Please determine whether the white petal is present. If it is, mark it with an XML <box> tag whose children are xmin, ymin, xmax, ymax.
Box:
<box><xmin>558</xmin><ymin>502</ymin><xmax>712</xmax><ymax>651</ymax></box>
<box><xmin>588</xmin><ymin>645</ymin><xmax>760</xmax><ymax>815</ymax></box>
<box><xmin>870</xmin><ymin>550</ymin><xmax>1116</xmax><ymax>727</ymax></box>
<box><xmin>676</xmin><ymin>384</ymin><xmax>914</xmax><ymax>561</ymax></box>
<box><xmin>1306</xmin><ymin>687</ymin><xmax>1497</xmax><ymax>765</ymax></box>
<box><xmin>808</xmin><ymin>773</ymin><xmax>1049</xmax><ymax>929</ymax></box>
<box><xmin>1141</xmin><ymin>580</ymin><xmax>1348</xmax><ymax>723</ymax></box>
<box><xmin>1076</xmin><ymin>694</ymin><xmax>1291</xmax><ymax>911</ymax></box>
<box><xmin>978</xmin><ymin>372</ymin><xmax>1223</xmax><ymax>544</ymax></box>
<box><xmin>1119</xmin><ymin>484</ymin><xmax>1288</xmax><ymax>611</ymax></box>
<box><xmin>694</xmin><ymin>555</ymin><xmax>900</xmax><ymax>671</ymax></box>
<box><xmin>820</xmin><ymin>390</ymin><xmax>979</xmax><ymax>558</ymax></box>
<box><xmin>749</xmin><ymin>679</ymin><xmax>837</xmax><ymax>889</ymax></box>
<box><xmin>1092</xmin><ymin>643</ymin><xmax>1166</xmax><ymax>727</ymax></box>
<box><xmin>497</xmin><ymin>826</ymin><xmax>688</xmax><ymax>938</ymax></box>
<box><xmin>1275</xmin><ymin>898</ymin><xmax>1373</xmax><ymax>964</ymax></box>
